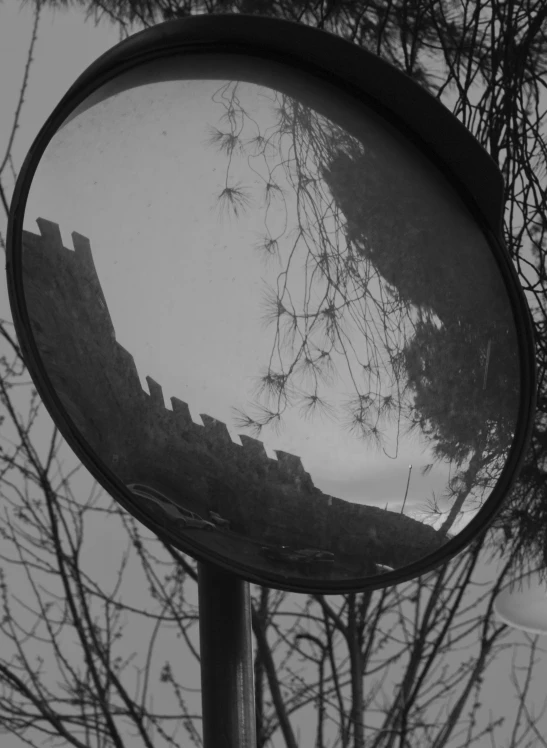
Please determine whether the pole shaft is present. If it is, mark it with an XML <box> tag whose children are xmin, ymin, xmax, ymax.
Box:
<box><xmin>400</xmin><ymin>464</ymin><xmax>412</xmax><ymax>515</ymax></box>
<box><xmin>198</xmin><ymin>561</ymin><xmax>256</xmax><ymax>748</ymax></box>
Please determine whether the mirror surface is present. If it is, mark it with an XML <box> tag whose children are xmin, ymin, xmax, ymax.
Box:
<box><xmin>20</xmin><ymin>54</ymin><xmax>520</xmax><ymax>586</ymax></box>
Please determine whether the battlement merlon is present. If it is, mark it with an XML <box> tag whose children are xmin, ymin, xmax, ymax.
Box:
<box><xmin>143</xmin><ymin>376</ymin><xmax>313</xmax><ymax>484</ymax></box>
<box><xmin>33</xmin><ymin>218</ymin><xmax>98</xmax><ymax>284</ymax></box>
<box><xmin>24</xmin><ymin>219</ymin><xmax>113</xmax><ymax>333</ymax></box>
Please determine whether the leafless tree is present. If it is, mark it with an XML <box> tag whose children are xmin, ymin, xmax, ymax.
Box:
<box><xmin>1</xmin><ymin>0</ymin><xmax>547</xmax><ymax>746</ymax></box>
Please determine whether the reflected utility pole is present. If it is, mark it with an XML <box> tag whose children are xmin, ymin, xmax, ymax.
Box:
<box><xmin>400</xmin><ymin>464</ymin><xmax>412</xmax><ymax>515</ymax></box>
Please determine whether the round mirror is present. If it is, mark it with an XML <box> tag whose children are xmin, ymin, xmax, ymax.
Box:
<box><xmin>7</xmin><ymin>18</ymin><xmax>535</xmax><ymax>593</ymax></box>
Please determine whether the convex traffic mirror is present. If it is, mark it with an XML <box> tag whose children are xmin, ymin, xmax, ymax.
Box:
<box><xmin>6</xmin><ymin>14</ymin><xmax>536</xmax><ymax>593</ymax></box>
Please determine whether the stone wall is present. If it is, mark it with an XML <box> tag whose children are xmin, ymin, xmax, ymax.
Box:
<box><xmin>21</xmin><ymin>218</ymin><xmax>448</xmax><ymax>575</ymax></box>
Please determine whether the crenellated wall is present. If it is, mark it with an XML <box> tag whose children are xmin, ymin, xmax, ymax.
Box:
<box><xmin>21</xmin><ymin>218</ymin><xmax>447</xmax><ymax>576</ymax></box>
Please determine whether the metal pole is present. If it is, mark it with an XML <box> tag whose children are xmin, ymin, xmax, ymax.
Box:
<box><xmin>198</xmin><ymin>561</ymin><xmax>256</xmax><ymax>748</ymax></box>
<box><xmin>400</xmin><ymin>464</ymin><xmax>412</xmax><ymax>515</ymax></box>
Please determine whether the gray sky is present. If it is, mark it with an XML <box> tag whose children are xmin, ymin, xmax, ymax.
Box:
<box><xmin>1</xmin><ymin>2</ymin><xmax>546</xmax><ymax>747</ymax></box>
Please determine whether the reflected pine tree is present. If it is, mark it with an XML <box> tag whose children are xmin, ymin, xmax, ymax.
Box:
<box><xmin>203</xmin><ymin>79</ymin><xmax>520</xmax><ymax>536</ymax></box>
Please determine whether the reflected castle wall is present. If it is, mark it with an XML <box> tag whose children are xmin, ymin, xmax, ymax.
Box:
<box><xmin>21</xmin><ymin>218</ymin><xmax>447</xmax><ymax>575</ymax></box>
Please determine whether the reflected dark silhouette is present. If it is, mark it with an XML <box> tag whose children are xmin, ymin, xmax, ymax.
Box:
<box><xmin>19</xmin><ymin>61</ymin><xmax>522</xmax><ymax>587</ymax></box>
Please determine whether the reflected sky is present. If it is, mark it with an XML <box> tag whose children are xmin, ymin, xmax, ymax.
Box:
<box><xmin>23</xmin><ymin>71</ymin><xmax>518</xmax><ymax>535</ymax></box>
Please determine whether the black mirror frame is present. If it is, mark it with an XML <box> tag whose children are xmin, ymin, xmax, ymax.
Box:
<box><xmin>6</xmin><ymin>13</ymin><xmax>537</xmax><ymax>594</ymax></box>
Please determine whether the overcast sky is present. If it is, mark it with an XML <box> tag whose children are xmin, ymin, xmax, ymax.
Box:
<box><xmin>1</xmin><ymin>2</ymin><xmax>546</xmax><ymax>747</ymax></box>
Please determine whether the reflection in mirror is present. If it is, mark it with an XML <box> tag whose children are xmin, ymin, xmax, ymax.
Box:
<box><xmin>20</xmin><ymin>56</ymin><xmax>520</xmax><ymax>585</ymax></box>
